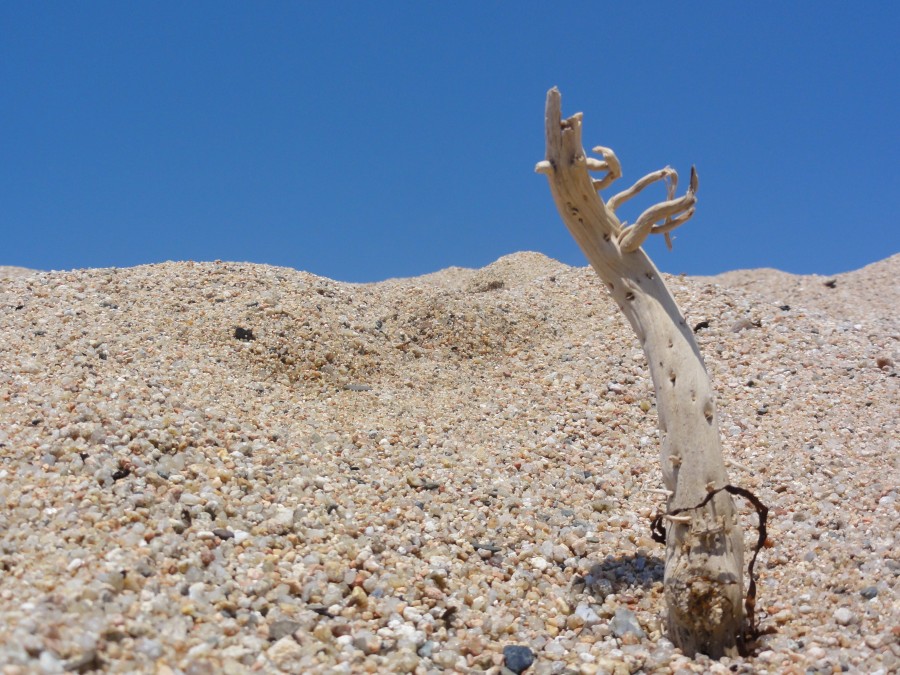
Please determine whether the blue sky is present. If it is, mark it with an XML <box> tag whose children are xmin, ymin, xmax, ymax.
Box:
<box><xmin>2</xmin><ymin>3</ymin><xmax>898</xmax><ymax>281</ymax></box>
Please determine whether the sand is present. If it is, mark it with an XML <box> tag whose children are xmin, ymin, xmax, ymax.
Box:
<box><xmin>0</xmin><ymin>252</ymin><xmax>897</xmax><ymax>673</ymax></box>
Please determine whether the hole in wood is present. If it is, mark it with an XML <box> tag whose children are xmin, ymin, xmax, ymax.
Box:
<box><xmin>669</xmin><ymin>371</ymin><xmax>676</xmax><ymax>386</ymax></box>
<box><xmin>625</xmin><ymin>291</ymin><xmax>635</xmax><ymax>301</ymax></box>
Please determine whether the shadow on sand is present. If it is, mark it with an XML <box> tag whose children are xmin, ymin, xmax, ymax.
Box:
<box><xmin>572</xmin><ymin>552</ymin><xmax>664</xmax><ymax>599</ymax></box>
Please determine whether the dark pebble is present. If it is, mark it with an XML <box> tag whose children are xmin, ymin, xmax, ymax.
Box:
<box><xmin>503</xmin><ymin>645</ymin><xmax>535</xmax><ymax>674</ymax></box>
<box><xmin>64</xmin><ymin>649</ymin><xmax>103</xmax><ymax>673</ymax></box>
<box><xmin>861</xmin><ymin>585</ymin><xmax>878</xmax><ymax>599</ymax></box>
<box><xmin>344</xmin><ymin>383</ymin><xmax>373</xmax><ymax>392</ymax></box>
<box><xmin>233</xmin><ymin>326</ymin><xmax>255</xmax><ymax>341</ymax></box>
<box><xmin>471</xmin><ymin>541</ymin><xmax>502</xmax><ymax>553</ymax></box>
<box><xmin>213</xmin><ymin>528</ymin><xmax>234</xmax><ymax>540</ymax></box>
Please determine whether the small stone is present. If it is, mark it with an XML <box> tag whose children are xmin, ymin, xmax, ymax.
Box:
<box><xmin>531</xmin><ymin>556</ymin><xmax>549</xmax><ymax>572</ymax></box>
<box><xmin>39</xmin><ymin>651</ymin><xmax>64</xmax><ymax>674</ymax></box>
<box><xmin>265</xmin><ymin>505</ymin><xmax>295</xmax><ymax>532</ymax></box>
<box><xmin>864</xmin><ymin>634</ymin><xmax>883</xmax><ymax>649</ymax></box>
<box><xmin>574</xmin><ymin>602</ymin><xmax>601</xmax><ymax>628</ymax></box>
<box><xmin>591</xmin><ymin>499</ymin><xmax>614</xmax><ymax>513</ymax></box>
<box><xmin>324</xmin><ymin>560</ymin><xmax>345</xmax><ymax>583</ymax></box>
<box><xmin>860</xmin><ymin>585</ymin><xmax>878</xmax><ymax>599</ymax></box>
<box><xmin>610</xmin><ymin>607</ymin><xmax>645</xmax><ymax>638</ymax></box>
<box><xmin>544</xmin><ymin>639</ymin><xmax>566</xmax><ymax>657</ymax></box>
<box><xmin>833</xmin><ymin>607</ymin><xmax>855</xmax><ymax>625</ymax></box>
<box><xmin>386</xmin><ymin>647</ymin><xmax>419</xmax><ymax>673</ymax></box>
<box><xmin>503</xmin><ymin>645</ymin><xmax>535</xmax><ymax>674</ymax></box>
<box><xmin>566</xmin><ymin>613</ymin><xmax>585</xmax><ymax>630</ymax></box>
<box><xmin>344</xmin><ymin>383</ymin><xmax>373</xmax><ymax>392</ymax></box>
<box><xmin>551</xmin><ymin>544</ymin><xmax>571</xmax><ymax>563</ymax></box>
<box><xmin>773</xmin><ymin>609</ymin><xmax>793</xmax><ymax>624</ymax></box>
<box><xmin>267</xmin><ymin>636</ymin><xmax>303</xmax><ymax>667</ymax></box>
<box><xmin>268</xmin><ymin>620</ymin><xmax>301</xmax><ymax>642</ymax></box>
<box><xmin>432</xmin><ymin>649</ymin><xmax>461</xmax><ymax>669</ymax></box>
<box><xmin>348</xmin><ymin>585</ymin><xmax>368</xmax><ymax>607</ymax></box>
<box><xmin>213</xmin><ymin>528</ymin><xmax>234</xmax><ymax>540</ymax></box>
<box><xmin>352</xmin><ymin>630</ymin><xmax>381</xmax><ymax>655</ymax></box>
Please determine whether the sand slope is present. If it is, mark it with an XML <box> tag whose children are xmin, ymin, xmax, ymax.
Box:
<box><xmin>0</xmin><ymin>252</ymin><xmax>897</xmax><ymax>673</ymax></box>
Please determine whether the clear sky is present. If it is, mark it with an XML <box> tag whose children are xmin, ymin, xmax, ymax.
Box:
<box><xmin>2</xmin><ymin>3</ymin><xmax>898</xmax><ymax>282</ymax></box>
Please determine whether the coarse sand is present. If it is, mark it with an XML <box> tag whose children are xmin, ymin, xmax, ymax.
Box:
<box><xmin>1</xmin><ymin>252</ymin><xmax>897</xmax><ymax>673</ymax></box>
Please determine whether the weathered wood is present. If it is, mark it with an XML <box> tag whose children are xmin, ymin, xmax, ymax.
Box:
<box><xmin>536</xmin><ymin>88</ymin><xmax>744</xmax><ymax>657</ymax></box>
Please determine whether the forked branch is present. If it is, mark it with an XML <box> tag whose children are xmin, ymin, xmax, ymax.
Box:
<box><xmin>583</xmin><ymin>144</ymin><xmax>699</xmax><ymax>253</ymax></box>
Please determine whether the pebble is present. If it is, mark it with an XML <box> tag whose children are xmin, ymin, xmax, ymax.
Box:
<box><xmin>0</xmin><ymin>254</ymin><xmax>896</xmax><ymax>673</ymax></box>
<box><xmin>574</xmin><ymin>602</ymin><xmax>601</xmax><ymax>628</ymax></box>
<box><xmin>268</xmin><ymin>620</ymin><xmax>301</xmax><ymax>642</ymax></box>
<box><xmin>352</xmin><ymin>630</ymin><xmax>381</xmax><ymax>655</ymax></box>
<box><xmin>530</xmin><ymin>556</ymin><xmax>550</xmax><ymax>572</ymax></box>
<box><xmin>503</xmin><ymin>645</ymin><xmax>536</xmax><ymax>674</ymax></box>
<box><xmin>860</xmin><ymin>585</ymin><xmax>878</xmax><ymax>599</ymax></box>
<box><xmin>386</xmin><ymin>648</ymin><xmax>419</xmax><ymax>673</ymax></box>
<box><xmin>833</xmin><ymin>608</ymin><xmax>855</xmax><ymax>626</ymax></box>
<box><xmin>266</xmin><ymin>637</ymin><xmax>303</xmax><ymax>668</ymax></box>
<box><xmin>609</xmin><ymin>608</ymin><xmax>645</xmax><ymax>638</ymax></box>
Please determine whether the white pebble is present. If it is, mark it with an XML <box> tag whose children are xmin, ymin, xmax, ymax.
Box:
<box><xmin>833</xmin><ymin>607</ymin><xmax>855</xmax><ymax>625</ymax></box>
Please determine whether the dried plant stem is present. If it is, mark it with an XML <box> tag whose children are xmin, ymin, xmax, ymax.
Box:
<box><xmin>536</xmin><ymin>88</ymin><xmax>744</xmax><ymax>658</ymax></box>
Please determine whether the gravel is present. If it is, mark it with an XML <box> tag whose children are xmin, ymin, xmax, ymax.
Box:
<box><xmin>0</xmin><ymin>251</ymin><xmax>897</xmax><ymax>673</ymax></box>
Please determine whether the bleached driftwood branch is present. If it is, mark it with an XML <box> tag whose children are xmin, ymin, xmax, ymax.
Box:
<box><xmin>536</xmin><ymin>88</ymin><xmax>744</xmax><ymax>657</ymax></box>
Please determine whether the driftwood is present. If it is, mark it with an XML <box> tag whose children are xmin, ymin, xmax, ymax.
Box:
<box><xmin>536</xmin><ymin>88</ymin><xmax>745</xmax><ymax>657</ymax></box>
